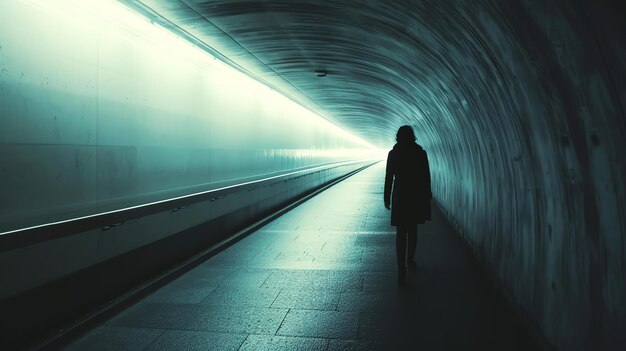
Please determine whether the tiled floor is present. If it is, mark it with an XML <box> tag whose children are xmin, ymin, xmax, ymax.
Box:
<box><xmin>63</xmin><ymin>162</ymin><xmax>533</xmax><ymax>350</ymax></box>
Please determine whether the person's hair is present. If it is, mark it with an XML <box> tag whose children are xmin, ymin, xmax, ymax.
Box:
<box><xmin>396</xmin><ymin>125</ymin><xmax>416</xmax><ymax>143</ymax></box>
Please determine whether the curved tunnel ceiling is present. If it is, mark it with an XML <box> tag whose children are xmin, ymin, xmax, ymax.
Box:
<box><xmin>130</xmin><ymin>0</ymin><xmax>515</xmax><ymax>147</ymax></box>
<box><xmin>123</xmin><ymin>1</ymin><xmax>625</xmax><ymax>350</ymax></box>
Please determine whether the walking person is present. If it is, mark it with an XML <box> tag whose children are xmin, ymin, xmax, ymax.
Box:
<box><xmin>384</xmin><ymin>125</ymin><xmax>432</xmax><ymax>284</ymax></box>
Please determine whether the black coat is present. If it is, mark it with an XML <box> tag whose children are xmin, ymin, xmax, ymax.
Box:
<box><xmin>384</xmin><ymin>142</ymin><xmax>432</xmax><ymax>226</ymax></box>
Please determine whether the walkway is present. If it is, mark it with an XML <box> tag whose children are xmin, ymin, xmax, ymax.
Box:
<box><xmin>64</xmin><ymin>162</ymin><xmax>532</xmax><ymax>350</ymax></box>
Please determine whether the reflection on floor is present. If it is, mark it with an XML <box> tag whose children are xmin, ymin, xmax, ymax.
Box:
<box><xmin>63</xmin><ymin>162</ymin><xmax>533</xmax><ymax>350</ymax></box>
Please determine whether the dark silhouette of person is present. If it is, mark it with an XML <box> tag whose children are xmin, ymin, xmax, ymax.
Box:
<box><xmin>384</xmin><ymin>125</ymin><xmax>432</xmax><ymax>284</ymax></box>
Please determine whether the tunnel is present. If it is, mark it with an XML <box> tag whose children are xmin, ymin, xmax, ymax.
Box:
<box><xmin>0</xmin><ymin>0</ymin><xmax>625</xmax><ymax>350</ymax></box>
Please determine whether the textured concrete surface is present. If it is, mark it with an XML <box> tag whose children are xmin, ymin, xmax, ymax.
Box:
<box><xmin>63</xmin><ymin>164</ymin><xmax>533</xmax><ymax>350</ymax></box>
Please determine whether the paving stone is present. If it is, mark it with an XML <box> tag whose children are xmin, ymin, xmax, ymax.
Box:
<box><xmin>144</xmin><ymin>330</ymin><xmax>246</xmax><ymax>351</ymax></box>
<box><xmin>201</xmin><ymin>285</ymin><xmax>282</xmax><ymax>308</ymax></box>
<box><xmin>361</xmin><ymin>271</ymin><xmax>398</xmax><ymax>291</ymax></box>
<box><xmin>238</xmin><ymin>335</ymin><xmax>328</xmax><ymax>351</ymax></box>
<box><xmin>109</xmin><ymin>303</ymin><xmax>288</xmax><ymax>335</ymax></box>
<box><xmin>328</xmin><ymin>339</ymin><xmax>393</xmax><ymax>351</ymax></box>
<box><xmin>63</xmin><ymin>326</ymin><xmax>163</xmax><ymax>351</ymax></box>
<box><xmin>337</xmin><ymin>291</ymin><xmax>403</xmax><ymax>311</ymax></box>
<box><xmin>277</xmin><ymin>309</ymin><xmax>359</xmax><ymax>339</ymax></box>
<box><xmin>358</xmin><ymin>309</ymin><xmax>445</xmax><ymax>349</ymax></box>
<box><xmin>271</xmin><ymin>289</ymin><xmax>340</xmax><ymax>310</ymax></box>
<box><xmin>144</xmin><ymin>284</ymin><xmax>217</xmax><ymax>304</ymax></box>
<box><xmin>107</xmin><ymin>303</ymin><xmax>197</xmax><ymax>330</ymax></box>
<box><xmin>167</xmin><ymin>267</ymin><xmax>237</xmax><ymax>287</ymax></box>
<box><xmin>261</xmin><ymin>270</ymin><xmax>362</xmax><ymax>291</ymax></box>
<box><xmin>216</xmin><ymin>269</ymin><xmax>272</xmax><ymax>288</ymax></box>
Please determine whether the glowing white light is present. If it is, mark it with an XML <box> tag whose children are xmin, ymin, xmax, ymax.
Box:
<box><xmin>16</xmin><ymin>0</ymin><xmax>376</xmax><ymax>150</ymax></box>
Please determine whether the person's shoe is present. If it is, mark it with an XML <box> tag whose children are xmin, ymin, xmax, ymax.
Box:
<box><xmin>408</xmin><ymin>260</ymin><xmax>417</xmax><ymax>271</ymax></box>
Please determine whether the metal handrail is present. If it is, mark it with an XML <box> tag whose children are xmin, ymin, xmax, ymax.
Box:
<box><xmin>0</xmin><ymin>159</ymin><xmax>377</xmax><ymax>252</ymax></box>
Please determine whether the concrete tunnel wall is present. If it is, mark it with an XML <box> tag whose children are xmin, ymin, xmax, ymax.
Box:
<box><xmin>404</xmin><ymin>1</ymin><xmax>625</xmax><ymax>350</ymax></box>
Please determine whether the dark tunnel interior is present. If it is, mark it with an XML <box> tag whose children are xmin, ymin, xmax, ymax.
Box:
<box><xmin>1</xmin><ymin>0</ymin><xmax>625</xmax><ymax>350</ymax></box>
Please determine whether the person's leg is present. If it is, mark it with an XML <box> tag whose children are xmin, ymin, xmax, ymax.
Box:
<box><xmin>407</xmin><ymin>225</ymin><xmax>418</xmax><ymax>270</ymax></box>
<box><xmin>395</xmin><ymin>225</ymin><xmax>407</xmax><ymax>268</ymax></box>
<box><xmin>396</xmin><ymin>225</ymin><xmax>407</xmax><ymax>284</ymax></box>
